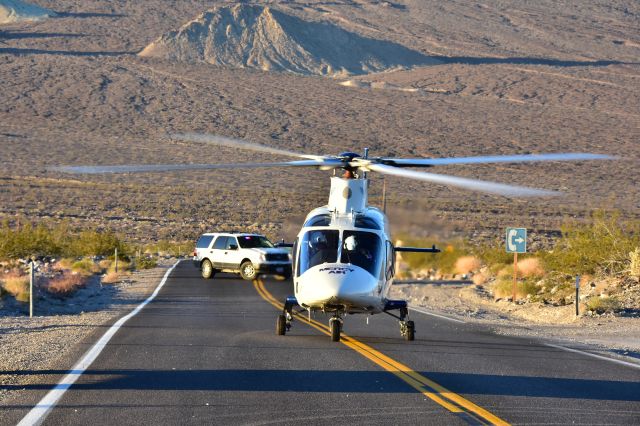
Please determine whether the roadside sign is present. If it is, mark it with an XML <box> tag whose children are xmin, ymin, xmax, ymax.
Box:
<box><xmin>506</xmin><ymin>228</ymin><xmax>527</xmax><ymax>253</ymax></box>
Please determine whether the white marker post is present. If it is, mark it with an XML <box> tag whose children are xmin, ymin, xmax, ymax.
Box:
<box><xmin>115</xmin><ymin>247</ymin><xmax>118</xmax><ymax>273</ymax></box>
<box><xmin>29</xmin><ymin>261</ymin><xmax>34</xmax><ymax>318</ymax></box>
<box><xmin>575</xmin><ymin>275</ymin><xmax>581</xmax><ymax>316</ymax></box>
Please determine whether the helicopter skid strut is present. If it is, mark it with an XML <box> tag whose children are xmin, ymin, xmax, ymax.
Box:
<box><xmin>384</xmin><ymin>307</ymin><xmax>415</xmax><ymax>341</ymax></box>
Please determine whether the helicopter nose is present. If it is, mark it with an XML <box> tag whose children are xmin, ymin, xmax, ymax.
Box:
<box><xmin>298</xmin><ymin>265</ymin><xmax>377</xmax><ymax>305</ymax></box>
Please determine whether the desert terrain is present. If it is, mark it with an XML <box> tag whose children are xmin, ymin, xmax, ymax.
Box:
<box><xmin>1</xmin><ymin>0</ymin><xmax>639</xmax><ymax>244</ymax></box>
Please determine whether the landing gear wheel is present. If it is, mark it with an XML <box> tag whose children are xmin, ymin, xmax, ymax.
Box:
<box><xmin>330</xmin><ymin>319</ymin><xmax>341</xmax><ymax>342</ymax></box>
<box><xmin>240</xmin><ymin>261</ymin><xmax>257</xmax><ymax>281</ymax></box>
<box><xmin>201</xmin><ymin>259</ymin><xmax>214</xmax><ymax>279</ymax></box>
<box><xmin>276</xmin><ymin>314</ymin><xmax>286</xmax><ymax>335</ymax></box>
<box><xmin>405</xmin><ymin>320</ymin><xmax>415</xmax><ymax>341</ymax></box>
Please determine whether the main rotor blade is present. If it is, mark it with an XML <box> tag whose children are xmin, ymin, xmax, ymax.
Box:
<box><xmin>366</xmin><ymin>163</ymin><xmax>559</xmax><ymax>197</ymax></box>
<box><xmin>171</xmin><ymin>133</ymin><xmax>325</xmax><ymax>161</ymax></box>
<box><xmin>49</xmin><ymin>159</ymin><xmax>343</xmax><ymax>174</ymax></box>
<box><xmin>383</xmin><ymin>152</ymin><xmax>616</xmax><ymax>167</ymax></box>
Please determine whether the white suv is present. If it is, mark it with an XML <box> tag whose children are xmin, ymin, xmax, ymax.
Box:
<box><xmin>194</xmin><ymin>233</ymin><xmax>292</xmax><ymax>280</ymax></box>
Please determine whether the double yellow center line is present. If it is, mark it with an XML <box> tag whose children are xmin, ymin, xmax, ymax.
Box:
<box><xmin>253</xmin><ymin>279</ymin><xmax>509</xmax><ymax>425</ymax></box>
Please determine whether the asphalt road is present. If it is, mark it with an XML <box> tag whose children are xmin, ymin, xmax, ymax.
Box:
<box><xmin>4</xmin><ymin>261</ymin><xmax>640</xmax><ymax>425</ymax></box>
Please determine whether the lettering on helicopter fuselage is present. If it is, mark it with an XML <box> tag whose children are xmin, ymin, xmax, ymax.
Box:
<box><xmin>319</xmin><ymin>267</ymin><xmax>354</xmax><ymax>275</ymax></box>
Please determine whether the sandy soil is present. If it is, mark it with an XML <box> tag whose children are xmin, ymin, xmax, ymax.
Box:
<box><xmin>0</xmin><ymin>259</ymin><xmax>176</xmax><ymax>406</ymax></box>
<box><xmin>391</xmin><ymin>282</ymin><xmax>640</xmax><ymax>357</ymax></box>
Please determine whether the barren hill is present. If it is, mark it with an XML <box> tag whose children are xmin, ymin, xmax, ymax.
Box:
<box><xmin>139</xmin><ymin>4</ymin><xmax>438</xmax><ymax>77</ymax></box>
<box><xmin>0</xmin><ymin>0</ymin><xmax>55</xmax><ymax>24</ymax></box>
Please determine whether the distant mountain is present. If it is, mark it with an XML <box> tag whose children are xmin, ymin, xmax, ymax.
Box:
<box><xmin>0</xmin><ymin>0</ymin><xmax>56</xmax><ymax>24</ymax></box>
<box><xmin>139</xmin><ymin>4</ymin><xmax>438</xmax><ymax>77</ymax></box>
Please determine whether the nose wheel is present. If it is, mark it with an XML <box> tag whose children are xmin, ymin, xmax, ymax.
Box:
<box><xmin>329</xmin><ymin>316</ymin><xmax>342</xmax><ymax>342</ymax></box>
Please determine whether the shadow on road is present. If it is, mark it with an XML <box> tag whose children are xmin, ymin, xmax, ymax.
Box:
<box><xmin>1</xmin><ymin>369</ymin><xmax>639</xmax><ymax>401</ymax></box>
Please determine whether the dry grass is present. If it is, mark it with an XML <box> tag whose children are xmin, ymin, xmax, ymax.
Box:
<box><xmin>455</xmin><ymin>256</ymin><xmax>481</xmax><ymax>275</ymax></box>
<box><xmin>101</xmin><ymin>271</ymin><xmax>121</xmax><ymax>284</ymax></box>
<box><xmin>517</xmin><ymin>258</ymin><xmax>545</xmax><ymax>278</ymax></box>
<box><xmin>0</xmin><ymin>271</ymin><xmax>29</xmax><ymax>302</ymax></box>
<box><xmin>107</xmin><ymin>260</ymin><xmax>130</xmax><ymax>274</ymax></box>
<box><xmin>472</xmin><ymin>272</ymin><xmax>487</xmax><ymax>286</ymax></box>
<box><xmin>71</xmin><ymin>258</ymin><xmax>101</xmax><ymax>276</ymax></box>
<box><xmin>99</xmin><ymin>259</ymin><xmax>113</xmax><ymax>271</ymax></box>
<box><xmin>47</xmin><ymin>273</ymin><xmax>86</xmax><ymax>295</ymax></box>
<box><xmin>491</xmin><ymin>277</ymin><xmax>538</xmax><ymax>300</ymax></box>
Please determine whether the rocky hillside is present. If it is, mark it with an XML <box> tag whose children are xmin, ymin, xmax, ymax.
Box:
<box><xmin>139</xmin><ymin>4</ymin><xmax>438</xmax><ymax>77</ymax></box>
<box><xmin>0</xmin><ymin>0</ymin><xmax>55</xmax><ymax>24</ymax></box>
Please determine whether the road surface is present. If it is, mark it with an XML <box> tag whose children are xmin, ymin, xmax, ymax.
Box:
<box><xmin>3</xmin><ymin>261</ymin><xmax>640</xmax><ymax>425</ymax></box>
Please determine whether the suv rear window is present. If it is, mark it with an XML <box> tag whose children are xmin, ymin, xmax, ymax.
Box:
<box><xmin>196</xmin><ymin>235</ymin><xmax>214</xmax><ymax>249</ymax></box>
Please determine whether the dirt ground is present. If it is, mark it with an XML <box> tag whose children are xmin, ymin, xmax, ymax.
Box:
<box><xmin>390</xmin><ymin>282</ymin><xmax>640</xmax><ymax>357</ymax></box>
<box><xmin>0</xmin><ymin>0</ymin><xmax>639</xmax><ymax>243</ymax></box>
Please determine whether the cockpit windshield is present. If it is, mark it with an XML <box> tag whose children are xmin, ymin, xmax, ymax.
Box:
<box><xmin>340</xmin><ymin>231</ymin><xmax>382</xmax><ymax>277</ymax></box>
<box><xmin>297</xmin><ymin>229</ymin><xmax>383</xmax><ymax>278</ymax></box>
<box><xmin>298</xmin><ymin>230</ymin><xmax>339</xmax><ymax>275</ymax></box>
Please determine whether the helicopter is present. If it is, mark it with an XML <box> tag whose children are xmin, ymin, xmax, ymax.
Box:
<box><xmin>50</xmin><ymin>134</ymin><xmax>614</xmax><ymax>342</ymax></box>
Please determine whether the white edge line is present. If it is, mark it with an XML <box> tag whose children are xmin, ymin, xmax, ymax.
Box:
<box><xmin>18</xmin><ymin>260</ymin><xmax>181</xmax><ymax>426</ymax></box>
<box><xmin>545</xmin><ymin>343</ymin><xmax>640</xmax><ymax>371</ymax></box>
<box><xmin>409</xmin><ymin>306</ymin><xmax>466</xmax><ymax>324</ymax></box>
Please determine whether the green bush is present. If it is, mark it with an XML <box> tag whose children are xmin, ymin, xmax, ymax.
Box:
<box><xmin>136</xmin><ymin>256</ymin><xmax>157</xmax><ymax>270</ymax></box>
<box><xmin>586</xmin><ymin>296</ymin><xmax>622</xmax><ymax>314</ymax></box>
<box><xmin>542</xmin><ymin>210</ymin><xmax>640</xmax><ymax>277</ymax></box>
<box><xmin>0</xmin><ymin>220</ymin><xmax>129</xmax><ymax>260</ymax></box>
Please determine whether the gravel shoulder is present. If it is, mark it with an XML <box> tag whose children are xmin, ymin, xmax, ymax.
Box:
<box><xmin>391</xmin><ymin>282</ymin><xmax>640</xmax><ymax>361</ymax></box>
<box><xmin>0</xmin><ymin>259</ymin><xmax>177</xmax><ymax>409</ymax></box>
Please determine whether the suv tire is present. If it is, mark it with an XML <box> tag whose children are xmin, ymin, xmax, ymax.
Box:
<box><xmin>240</xmin><ymin>260</ymin><xmax>257</xmax><ymax>281</ymax></box>
<box><xmin>201</xmin><ymin>259</ymin><xmax>215</xmax><ymax>279</ymax></box>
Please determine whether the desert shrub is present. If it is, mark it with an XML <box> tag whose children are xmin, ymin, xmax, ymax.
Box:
<box><xmin>107</xmin><ymin>260</ymin><xmax>130</xmax><ymax>274</ymax></box>
<box><xmin>98</xmin><ymin>259</ymin><xmax>112</xmax><ymax>271</ymax></box>
<box><xmin>455</xmin><ymin>256</ymin><xmax>481</xmax><ymax>275</ymax></box>
<box><xmin>517</xmin><ymin>258</ymin><xmax>545</xmax><ymax>278</ymax></box>
<box><xmin>136</xmin><ymin>256</ymin><xmax>157</xmax><ymax>270</ymax></box>
<box><xmin>491</xmin><ymin>275</ymin><xmax>538</xmax><ymax>300</ymax></box>
<box><xmin>101</xmin><ymin>272</ymin><xmax>121</xmax><ymax>284</ymax></box>
<box><xmin>0</xmin><ymin>220</ymin><xmax>129</xmax><ymax>260</ymax></box>
<box><xmin>542</xmin><ymin>210</ymin><xmax>640</xmax><ymax>277</ymax></box>
<box><xmin>144</xmin><ymin>240</ymin><xmax>190</xmax><ymax>257</ymax></box>
<box><xmin>586</xmin><ymin>296</ymin><xmax>622</xmax><ymax>314</ymax></box>
<box><xmin>0</xmin><ymin>271</ymin><xmax>29</xmax><ymax>302</ymax></box>
<box><xmin>630</xmin><ymin>248</ymin><xmax>640</xmax><ymax>278</ymax></box>
<box><xmin>48</xmin><ymin>273</ymin><xmax>86</xmax><ymax>295</ymax></box>
<box><xmin>472</xmin><ymin>272</ymin><xmax>487</xmax><ymax>285</ymax></box>
<box><xmin>55</xmin><ymin>258</ymin><xmax>75</xmax><ymax>270</ymax></box>
<box><xmin>472</xmin><ymin>243</ymin><xmax>513</xmax><ymax>268</ymax></box>
<box><xmin>71</xmin><ymin>258</ymin><xmax>101</xmax><ymax>276</ymax></box>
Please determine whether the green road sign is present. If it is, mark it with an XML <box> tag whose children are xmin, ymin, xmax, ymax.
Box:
<box><xmin>506</xmin><ymin>228</ymin><xmax>527</xmax><ymax>253</ymax></box>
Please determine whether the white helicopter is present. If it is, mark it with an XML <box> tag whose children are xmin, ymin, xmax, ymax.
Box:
<box><xmin>51</xmin><ymin>134</ymin><xmax>614</xmax><ymax>342</ymax></box>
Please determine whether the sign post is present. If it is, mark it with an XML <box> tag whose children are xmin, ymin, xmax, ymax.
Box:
<box><xmin>506</xmin><ymin>228</ymin><xmax>527</xmax><ymax>302</ymax></box>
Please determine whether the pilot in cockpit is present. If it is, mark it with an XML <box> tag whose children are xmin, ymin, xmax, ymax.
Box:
<box><xmin>342</xmin><ymin>234</ymin><xmax>372</xmax><ymax>267</ymax></box>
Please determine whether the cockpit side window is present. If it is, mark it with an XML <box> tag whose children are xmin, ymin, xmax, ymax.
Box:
<box><xmin>354</xmin><ymin>216</ymin><xmax>380</xmax><ymax>230</ymax></box>
<box><xmin>297</xmin><ymin>230</ymin><xmax>339</xmax><ymax>275</ymax></box>
<box><xmin>303</xmin><ymin>214</ymin><xmax>331</xmax><ymax>227</ymax></box>
<box><xmin>340</xmin><ymin>231</ymin><xmax>383</xmax><ymax>277</ymax></box>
